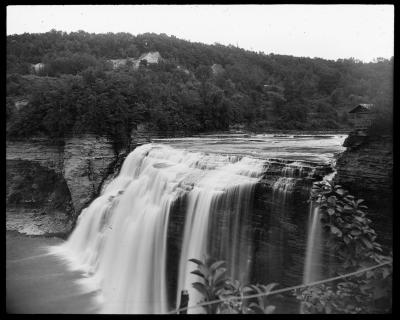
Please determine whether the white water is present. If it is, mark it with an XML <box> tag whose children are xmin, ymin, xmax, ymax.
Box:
<box><xmin>175</xmin><ymin>156</ymin><xmax>265</xmax><ymax>312</ymax></box>
<box><xmin>303</xmin><ymin>205</ymin><xmax>323</xmax><ymax>284</ymax></box>
<box><xmin>302</xmin><ymin>170</ymin><xmax>336</xmax><ymax>286</ymax></box>
<box><xmin>47</xmin><ymin>135</ymin><xmax>346</xmax><ymax>314</ymax></box>
<box><xmin>50</xmin><ymin>144</ymin><xmax>265</xmax><ymax>314</ymax></box>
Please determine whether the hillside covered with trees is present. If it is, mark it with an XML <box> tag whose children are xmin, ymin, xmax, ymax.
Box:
<box><xmin>6</xmin><ymin>30</ymin><xmax>393</xmax><ymax>149</ymax></box>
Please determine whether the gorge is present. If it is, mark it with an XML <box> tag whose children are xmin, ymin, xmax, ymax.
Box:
<box><xmin>7</xmin><ymin>134</ymin><xmax>345</xmax><ymax>312</ymax></box>
<box><xmin>6</xmin><ymin>132</ymin><xmax>393</xmax><ymax>314</ymax></box>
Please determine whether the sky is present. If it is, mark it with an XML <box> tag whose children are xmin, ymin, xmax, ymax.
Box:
<box><xmin>7</xmin><ymin>5</ymin><xmax>394</xmax><ymax>62</ymax></box>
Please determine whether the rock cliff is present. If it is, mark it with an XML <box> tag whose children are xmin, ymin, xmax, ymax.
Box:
<box><xmin>63</xmin><ymin>135</ymin><xmax>116</xmax><ymax>217</ymax></box>
<box><xmin>6</xmin><ymin>134</ymin><xmax>117</xmax><ymax>236</ymax></box>
<box><xmin>335</xmin><ymin>132</ymin><xmax>393</xmax><ymax>203</ymax></box>
<box><xmin>334</xmin><ymin>131</ymin><xmax>393</xmax><ymax>246</ymax></box>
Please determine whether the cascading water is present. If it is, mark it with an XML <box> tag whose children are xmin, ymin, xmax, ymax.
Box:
<box><xmin>47</xmin><ymin>139</ymin><xmax>339</xmax><ymax>314</ymax></box>
<box><xmin>176</xmin><ymin>157</ymin><xmax>264</xmax><ymax>312</ymax></box>
<box><xmin>303</xmin><ymin>205</ymin><xmax>322</xmax><ymax>284</ymax></box>
<box><xmin>50</xmin><ymin>144</ymin><xmax>265</xmax><ymax>314</ymax></box>
<box><xmin>50</xmin><ymin>144</ymin><xmax>192</xmax><ymax>313</ymax></box>
<box><xmin>302</xmin><ymin>171</ymin><xmax>336</xmax><ymax>285</ymax></box>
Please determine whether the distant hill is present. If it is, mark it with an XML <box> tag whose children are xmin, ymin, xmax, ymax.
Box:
<box><xmin>6</xmin><ymin>30</ymin><xmax>393</xmax><ymax>149</ymax></box>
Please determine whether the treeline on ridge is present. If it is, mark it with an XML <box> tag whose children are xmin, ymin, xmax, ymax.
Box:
<box><xmin>6</xmin><ymin>30</ymin><xmax>393</xmax><ymax>149</ymax></box>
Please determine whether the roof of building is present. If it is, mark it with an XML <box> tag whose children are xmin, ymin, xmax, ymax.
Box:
<box><xmin>349</xmin><ymin>104</ymin><xmax>375</xmax><ymax>113</ymax></box>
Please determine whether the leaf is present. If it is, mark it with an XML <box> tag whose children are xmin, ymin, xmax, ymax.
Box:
<box><xmin>351</xmin><ymin>229</ymin><xmax>362</xmax><ymax>236</ymax></box>
<box><xmin>327</xmin><ymin>208</ymin><xmax>335</xmax><ymax>215</ymax></box>
<box><xmin>213</xmin><ymin>267</ymin><xmax>227</xmax><ymax>285</ymax></box>
<box><xmin>382</xmin><ymin>268</ymin><xmax>391</xmax><ymax>279</ymax></box>
<box><xmin>360</xmin><ymin>237</ymin><xmax>373</xmax><ymax>249</ymax></box>
<box><xmin>344</xmin><ymin>205</ymin><xmax>353</xmax><ymax>212</ymax></box>
<box><xmin>190</xmin><ymin>269</ymin><xmax>206</xmax><ymax>279</ymax></box>
<box><xmin>327</xmin><ymin>196</ymin><xmax>337</xmax><ymax>204</ymax></box>
<box><xmin>250</xmin><ymin>285</ymin><xmax>264</xmax><ymax>307</ymax></box>
<box><xmin>242</xmin><ymin>286</ymin><xmax>255</xmax><ymax>294</ymax></box>
<box><xmin>189</xmin><ymin>258</ymin><xmax>204</xmax><ymax>266</ymax></box>
<box><xmin>261</xmin><ymin>283</ymin><xmax>278</xmax><ymax>294</ymax></box>
<box><xmin>359</xmin><ymin>284</ymin><xmax>371</xmax><ymax>294</ymax></box>
<box><xmin>356</xmin><ymin>199</ymin><xmax>365</xmax><ymax>205</ymax></box>
<box><xmin>210</xmin><ymin>260</ymin><xmax>226</xmax><ymax>273</ymax></box>
<box><xmin>354</xmin><ymin>216</ymin><xmax>365</xmax><ymax>222</ymax></box>
<box><xmin>242</xmin><ymin>307</ymin><xmax>255</xmax><ymax>314</ymax></box>
<box><xmin>335</xmin><ymin>188</ymin><xmax>345</xmax><ymax>196</ymax></box>
<box><xmin>214</xmin><ymin>278</ymin><xmax>228</xmax><ymax>289</ymax></box>
<box><xmin>264</xmin><ymin>305</ymin><xmax>276</xmax><ymax>314</ymax></box>
<box><xmin>192</xmin><ymin>282</ymin><xmax>210</xmax><ymax>300</ymax></box>
<box><xmin>330</xmin><ymin>225</ymin><xmax>342</xmax><ymax>237</ymax></box>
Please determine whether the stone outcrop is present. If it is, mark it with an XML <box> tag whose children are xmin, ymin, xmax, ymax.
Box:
<box><xmin>6</xmin><ymin>159</ymin><xmax>74</xmax><ymax>236</ymax></box>
<box><xmin>63</xmin><ymin>134</ymin><xmax>116</xmax><ymax>217</ymax></box>
<box><xmin>335</xmin><ymin>132</ymin><xmax>393</xmax><ymax>203</ymax></box>
<box><xmin>334</xmin><ymin>131</ymin><xmax>393</xmax><ymax>247</ymax></box>
<box><xmin>6</xmin><ymin>134</ymin><xmax>118</xmax><ymax>235</ymax></box>
<box><xmin>6</xmin><ymin>138</ymin><xmax>64</xmax><ymax>174</ymax></box>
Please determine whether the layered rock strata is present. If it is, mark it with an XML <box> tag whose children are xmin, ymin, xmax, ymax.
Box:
<box><xmin>6</xmin><ymin>135</ymin><xmax>117</xmax><ymax>235</ymax></box>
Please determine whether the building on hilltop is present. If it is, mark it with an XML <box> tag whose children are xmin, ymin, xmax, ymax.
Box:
<box><xmin>133</xmin><ymin>51</ymin><xmax>162</xmax><ymax>69</ymax></box>
<box><xmin>108</xmin><ymin>52</ymin><xmax>162</xmax><ymax>70</ymax></box>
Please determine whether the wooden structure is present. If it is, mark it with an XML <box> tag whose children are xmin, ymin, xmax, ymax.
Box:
<box><xmin>349</xmin><ymin>104</ymin><xmax>375</xmax><ymax>131</ymax></box>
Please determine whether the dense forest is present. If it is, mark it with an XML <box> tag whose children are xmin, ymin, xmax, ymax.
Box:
<box><xmin>6</xmin><ymin>30</ymin><xmax>393</xmax><ymax>149</ymax></box>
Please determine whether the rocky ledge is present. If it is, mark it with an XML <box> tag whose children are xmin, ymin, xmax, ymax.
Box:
<box><xmin>335</xmin><ymin>132</ymin><xmax>393</xmax><ymax>203</ymax></box>
<box><xmin>6</xmin><ymin>134</ymin><xmax>118</xmax><ymax>236</ymax></box>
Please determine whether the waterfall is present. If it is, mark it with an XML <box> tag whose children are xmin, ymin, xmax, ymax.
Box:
<box><xmin>175</xmin><ymin>156</ymin><xmax>264</xmax><ymax>312</ymax></box>
<box><xmin>303</xmin><ymin>205</ymin><xmax>322</xmax><ymax>284</ymax></box>
<box><xmin>50</xmin><ymin>144</ymin><xmax>265</xmax><ymax>314</ymax></box>
<box><xmin>48</xmin><ymin>142</ymin><xmax>331</xmax><ymax>314</ymax></box>
<box><xmin>303</xmin><ymin>171</ymin><xmax>335</xmax><ymax>285</ymax></box>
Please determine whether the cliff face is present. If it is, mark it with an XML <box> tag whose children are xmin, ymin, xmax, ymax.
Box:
<box><xmin>335</xmin><ymin>133</ymin><xmax>393</xmax><ymax>203</ymax></box>
<box><xmin>63</xmin><ymin>135</ymin><xmax>116</xmax><ymax>217</ymax></box>
<box><xmin>334</xmin><ymin>132</ymin><xmax>393</xmax><ymax>246</ymax></box>
<box><xmin>6</xmin><ymin>135</ymin><xmax>117</xmax><ymax>236</ymax></box>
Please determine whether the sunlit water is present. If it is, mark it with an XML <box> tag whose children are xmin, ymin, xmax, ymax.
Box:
<box><xmin>48</xmin><ymin>134</ymin><xmax>347</xmax><ymax>314</ymax></box>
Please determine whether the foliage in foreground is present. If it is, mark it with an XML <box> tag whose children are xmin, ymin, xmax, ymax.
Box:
<box><xmin>189</xmin><ymin>257</ymin><xmax>277</xmax><ymax>314</ymax></box>
<box><xmin>295</xmin><ymin>180</ymin><xmax>392</xmax><ymax>314</ymax></box>
<box><xmin>189</xmin><ymin>180</ymin><xmax>392</xmax><ymax>314</ymax></box>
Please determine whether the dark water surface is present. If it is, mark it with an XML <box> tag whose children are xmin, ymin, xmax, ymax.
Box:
<box><xmin>6</xmin><ymin>232</ymin><xmax>100</xmax><ymax>314</ymax></box>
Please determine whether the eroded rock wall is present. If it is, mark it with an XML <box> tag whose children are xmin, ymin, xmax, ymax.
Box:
<box><xmin>335</xmin><ymin>133</ymin><xmax>393</xmax><ymax>203</ymax></box>
<box><xmin>63</xmin><ymin>134</ymin><xmax>116</xmax><ymax>217</ymax></box>
<box><xmin>334</xmin><ymin>132</ymin><xmax>393</xmax><ymax>246</ymax></box>
<box><xmin>6</xmin><ymin>134</ymin><xmax>118</xmax><ymax>235</ymax></box>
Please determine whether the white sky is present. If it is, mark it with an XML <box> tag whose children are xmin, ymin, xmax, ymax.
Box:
<box><xmin>7</xmin><ymin>5</ymin><xmax>394</xmax><ymax>62</ymax></box>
